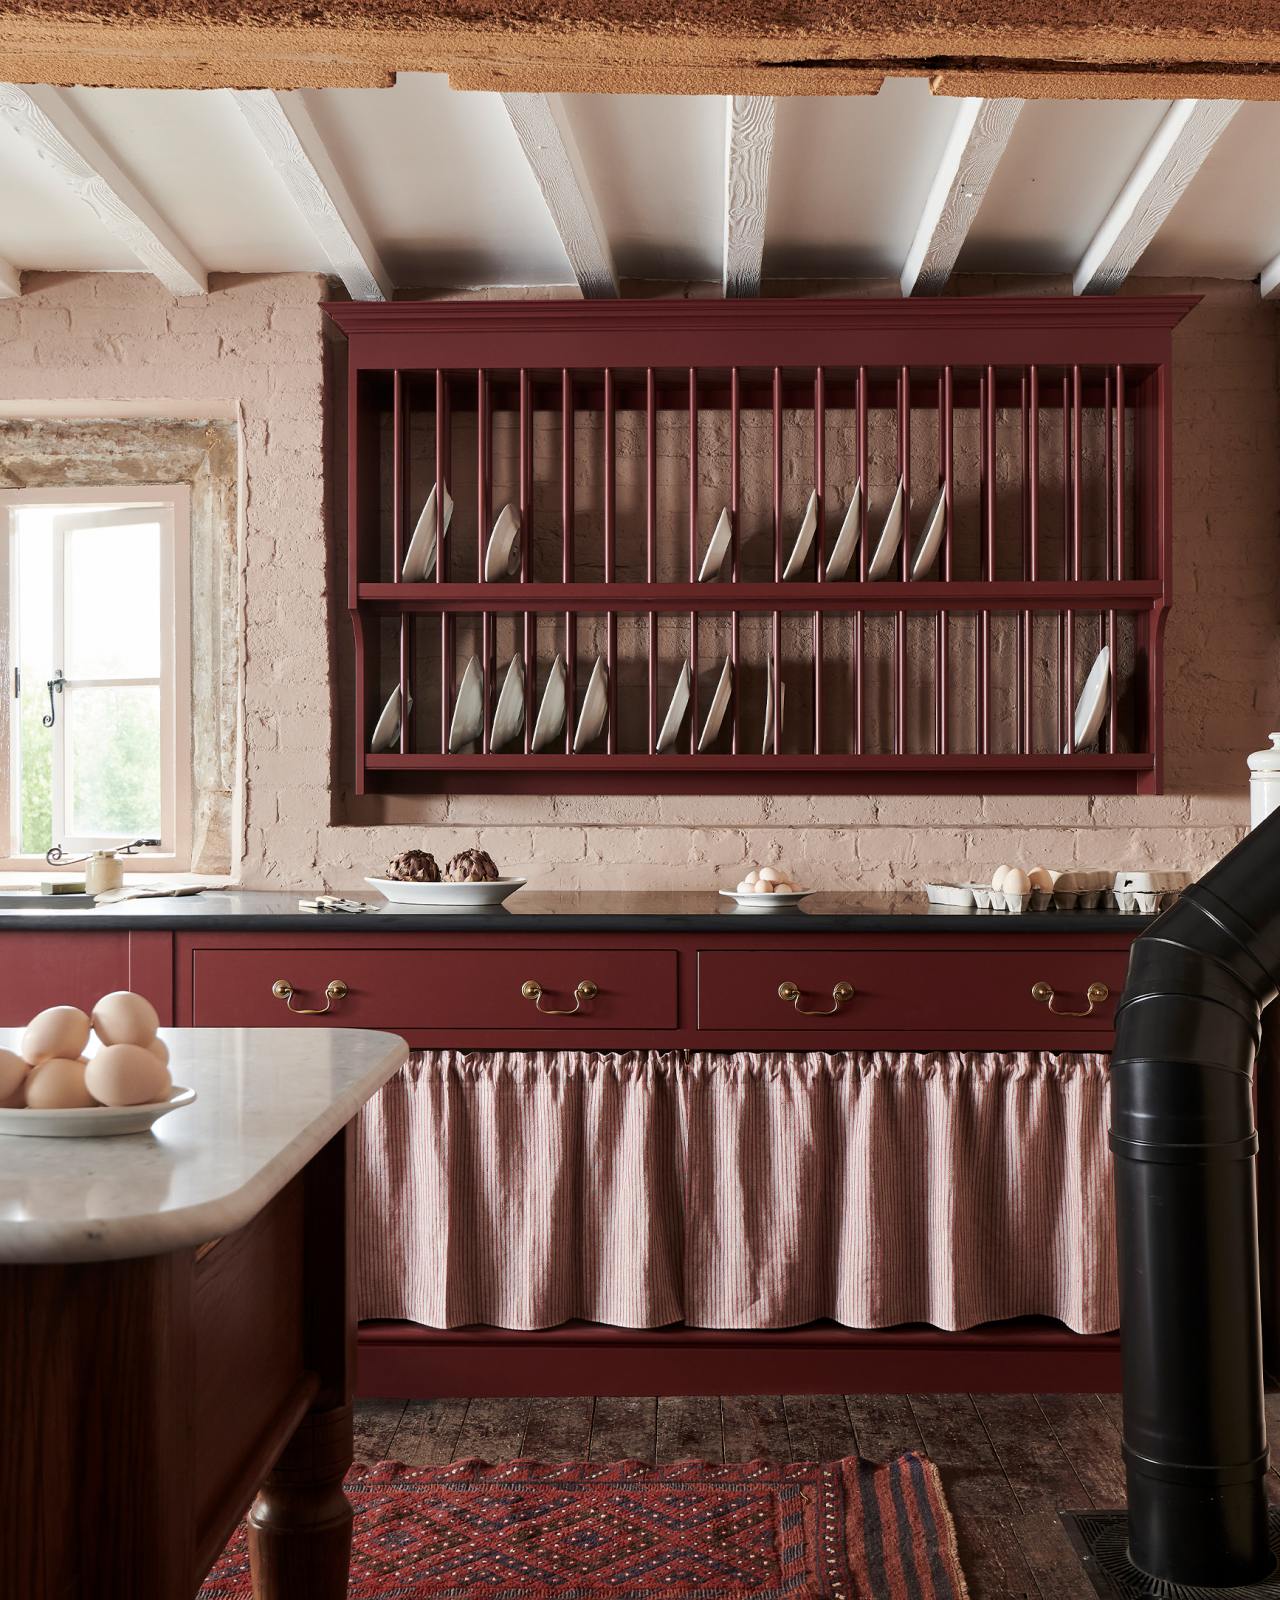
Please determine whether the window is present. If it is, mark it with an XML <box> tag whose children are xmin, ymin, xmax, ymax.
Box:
<box><xmin>2</xmin><ymin>487</ymin><xmax>190</xmax><ymax>865</ymax></box>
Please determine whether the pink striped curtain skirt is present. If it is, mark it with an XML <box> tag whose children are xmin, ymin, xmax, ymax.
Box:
<box><xmin>355</xmin><ymin>1050</ymin><xmax>1117</xmax><ymax>1335</ymax></box>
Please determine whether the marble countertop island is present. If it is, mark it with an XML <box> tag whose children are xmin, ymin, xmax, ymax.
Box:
<box><xmin>0</xmin><ymin>1027</ymin><xmax>407</xmax><ymax>1265</ymax></box>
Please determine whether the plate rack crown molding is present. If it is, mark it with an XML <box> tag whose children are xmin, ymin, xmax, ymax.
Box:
<box><xmin>324</xmin><ymin>295</ymin><xmax>1196</xmax><ymax>796</ymax></box>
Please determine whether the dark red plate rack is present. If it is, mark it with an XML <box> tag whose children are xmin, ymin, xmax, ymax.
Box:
<box><xmin>325</xmin><ymin>296</ymin><xmax>1196</xmax><ymax>795</ymax></box>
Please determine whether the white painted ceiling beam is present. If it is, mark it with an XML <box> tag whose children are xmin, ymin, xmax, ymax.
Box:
<box><xmin>1074</xmin><ymin>98</ymin><xmax>1243</xmax><ymax>295</ymax></box>
<box><xmin>231</xmin><ymin>89</ymin><xmax>392</xmax><ymax>302</ymax></box>
<box><xmin>723</xmin><ymin>96</ymin><xmax>775</xmax><ymax>298</ymax></box>
<box><xmin>500</xmin><ymin>93</ymin><xmax>618</xmax><ymax>298</ymax></box>
<box><xmin>900</xmin><ymin>98</ymin><xmax>1023</xmax><ymax>296</ymax></box>
<box><xmin>1260</xmin><ymin>250</ymin><xmax>1280</xmax><ymax>299</ymax></box>
<box><xmin>0</xmin><ymin>256</ymin><xmax>20</xmax><ymax>297</ymax></box>
<box><xmin>0</xmin><ymin>84</ymin><xmax>206</xmax><ymax>297</ymax></box>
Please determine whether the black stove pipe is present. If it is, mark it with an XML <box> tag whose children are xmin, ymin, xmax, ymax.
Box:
<box><xmin>1111</xmin><ymin>807</ymin><xmax>1280</xmax><ymax>1587</ymax></box>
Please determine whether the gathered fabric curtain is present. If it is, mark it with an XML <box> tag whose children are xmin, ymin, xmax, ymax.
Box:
<box><xmin>354</xmin><ymin>1049</ymin><xmax>1116</xmax><ymax>1335</ymax></box>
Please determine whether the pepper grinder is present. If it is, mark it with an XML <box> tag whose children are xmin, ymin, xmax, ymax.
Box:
<box><xmin>1247</xmin><ymin>733</ymin><xmax>1280</xmax><ymax>830</ymax></box>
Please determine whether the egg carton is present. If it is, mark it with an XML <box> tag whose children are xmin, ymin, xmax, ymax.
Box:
<box><xmin>924</xmin><ymin>868</ymin><xmax>1190</xmax><ymax>915</ymax></box>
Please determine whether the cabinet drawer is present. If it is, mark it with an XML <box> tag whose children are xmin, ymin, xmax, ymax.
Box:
<box><xmin>189</xmin><ymin>946</ymin><xmax>677</xmax><ymax>1031</ymax></box>
<box><xmin>697</xmin><ymin>947</ymin><xmax>1129</xmax><ymax>1034</ymax></box>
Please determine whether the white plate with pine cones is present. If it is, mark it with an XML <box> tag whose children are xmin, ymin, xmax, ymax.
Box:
<box><xmin>367</xmin><ymin>848</ymin><xmax>525</xmax><ymax>907</ymax></box>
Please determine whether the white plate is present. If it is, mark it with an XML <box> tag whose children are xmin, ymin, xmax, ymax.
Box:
<box><xmin>367</xmin><ymin>876</ymin><xmax>527</xmax><ymax>908</ymax></box>
<box><xmin>447</xmin><ymin>655</ymin><xmax>484</xmax><ymax>753</ymax></box>
<box><xmin>490</xmin><ymin>655</ymin><xmax>526</xmax><ymax>750</ymax></box>
<box><xmin>719</xmin><ymin>888</ymin><xmax>814</xmax><ymax>910</ymax></box>
<box><xmin>531</xmin><ymin>652</ymin><xmax>568</xmax><ymax>752</ymax></box>
<box><xmin>657</xmin><ymin>658</ymin><xmax>692</xmax><ymax>752</ymax></box>
<box><xmin>697</xmin><ymin>657</ymin><xmax>733</xmax><ymax>752</ymax></box>
<box><xmin>698</xmin><ymin>507</ymin><xmax>733</xmax><ymax>581</ymax></box>
<box><xmin>573</xmin><ymin>655</ymin><xmax>609</xmax><ymax>752</ymax></box>
<box><xmin>1066</xmin><ymin>645</ymin><xmax>1111</xmax><ymax>752</ymax></box>
<box><xmin>782</xmin><ymin>489</ymin><xmax>818</xmax><ymax>580</ymax></box>
<box><xmin>866</xmin><ymin>476</ymin><xmax>906</xmax><ymax>580</ymax></box>
<box><xmin>762</xmin><ymin>663</ymin><xmax>786</xmax><ymax>754</ymax></box>
<box><xmin>483</xmin><ymin>503</ymin><xmax>522</xmax><ymax>582</ymax></box>
<box><xmin>401</xmin><ymin>481</ymin><xmax>453</xmax><ymax>581</ymax></box>
<box><xmin>910</xmin><ymin>484</ymin><xmax>947</xmax><ymax>580</ymax></box>
<box><xmin>825</xmin><ymin>481</ymin><xmax>862</xmax><ymax>580</ymax></box>
<box><xmin>370</xmin><ymin>684</ymin><xmax>411</xmax><ymax>753</ymax></box>
<box><xmin>0</xmin><ymin>1085</ymin><xmax>197</xmax><ymax>1139</ymax></box>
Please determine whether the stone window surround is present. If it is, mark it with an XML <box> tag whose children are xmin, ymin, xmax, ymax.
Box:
<box><xmin>0</xmin><ymin>416</ymin><xmax>240</xmax><ymax>876</ymax></box>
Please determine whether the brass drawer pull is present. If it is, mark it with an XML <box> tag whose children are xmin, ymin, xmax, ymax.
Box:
<box><xmin>778</xmin><ymin>979</ymin><xmax>854</xmax><ymax>1015</ymax></box>
<box><xmin>522</xmin><ymin>979</ymin><xmax>598</xmax><ymax>1015</ymax></box>
<box><xmin>1031</xmin><ymin>980</ymin><xmax>1109</xmax><ymax>1017</ymax></box>
<box><xmin>272</xmin><ymin>978</ymin><xmax>349</xmax><ymax>1015</ymax></box>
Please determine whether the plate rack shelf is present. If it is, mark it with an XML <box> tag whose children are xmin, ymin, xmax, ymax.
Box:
<box><xmin>325</xmin><ymin>296</ymin><xmax>1195</xmax><ymax>795</ymax></box>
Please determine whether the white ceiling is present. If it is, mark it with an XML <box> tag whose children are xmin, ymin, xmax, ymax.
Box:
<box><xmin>1</xmin><ymin>73</ymin><xmax>1279</xmax><ymax>295</ymax></box>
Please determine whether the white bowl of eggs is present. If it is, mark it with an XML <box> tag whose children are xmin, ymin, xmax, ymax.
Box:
<box><xmin>720</xmin><ymin>865</ymin><xmax>813</xmax><ymax>909</ymax></box>
<box><xmin>0</xmin><ymin>991</ymin><xmax>195</xmax><ymax>1138</ymax></box>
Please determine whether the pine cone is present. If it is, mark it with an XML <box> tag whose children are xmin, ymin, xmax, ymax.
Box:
<box><xmin>444</xmin><ymin>848</ymin><xmax>500</xmax><ymax>883</ymax></box>
<box><xmin>385</xmin><ymin>849</ymin><xmax>440</xmax><ymax>883</ymax></box>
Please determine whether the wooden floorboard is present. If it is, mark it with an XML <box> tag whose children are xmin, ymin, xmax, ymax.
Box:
<box><xmin>357</xmin><ymin>1390</ymin><xmax>1133</xmax><ymax>1600</ymax></box>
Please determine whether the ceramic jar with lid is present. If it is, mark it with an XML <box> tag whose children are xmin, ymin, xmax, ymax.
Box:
<box><xmin>1247</xmin><ymin>733</ymin><xmax>1280</xmax><ymax>829</ymax></box>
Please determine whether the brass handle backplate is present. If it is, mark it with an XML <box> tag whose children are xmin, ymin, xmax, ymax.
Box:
<box><xmin>521</xmin><ymin>979</ymin><xmax>598</xmax><ymax>1015</ymax></box>
<box><xmin>1031</xmin><ymin>980</ymin><xmax>1109</xmax><ymax>1017</ymax></box>
<box><xmin>778</xmin><ymin>979</ymin><xmax>855</xmax><ymax>1016</ymax></box>
<box><xmin>272</xmin><ymin>978</ymin><xmax>349</xmax><ymax>1015</ymax></box>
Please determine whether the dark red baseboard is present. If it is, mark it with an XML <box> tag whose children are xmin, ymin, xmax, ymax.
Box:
<box><xmin>356</xmin><ymin>1318</ymin><xmax>1121</xmax><ymax>1398</ymax></box>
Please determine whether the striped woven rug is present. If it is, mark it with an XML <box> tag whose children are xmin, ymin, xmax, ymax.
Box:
<box><xmin>200</xmin><ymin>1453</ymin><xmax>969</xmax><ymax>1598</ymax></box>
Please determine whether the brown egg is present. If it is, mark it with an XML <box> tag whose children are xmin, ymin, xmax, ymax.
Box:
<box><xmin>0</xmin><ymin>1048</ymin><xmax>28</xmax><ymax>1107</ymax></box>
<box><xmin>147</xmin><ymin>1037</ymin><xmax>170</xmax><ymax>1069</ymax></box>
<box><xmin>1027</xmin><ymin>866</ymin><xmax>1055</xmax><ymax>892</ymax></box>
<box><xmin>91</xmin><ymin>991</ymin><xmax>159</xmax><ymax>1048</ymax></box>
<box><xmin>26</xmin><ymin>1057</ymin><xmax>96</xmax><ymax>1110</ymax></box>
<box><xmin>85</xmin><ymin>1043</ymin><xmax>171</xmax><ymax>1107</ymax></box>
<box><xmin>21</xmin><ymin>1005</ymin><xmax>91</xmax><ymax>1066</ymax></box>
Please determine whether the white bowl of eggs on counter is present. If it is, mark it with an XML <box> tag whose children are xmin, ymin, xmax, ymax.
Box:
<box><xmin>720</xmin><ymin>865</ymin><xmax>814</xmax><ymax>909</ymax></box>
<box><xmin>0</xmin><ymin>991</ymin><xmax>195</xmax><ymax>1137</ymax></box>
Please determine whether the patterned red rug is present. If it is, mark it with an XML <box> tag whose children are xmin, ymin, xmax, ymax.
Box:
<box><xmin>199</xmin><ymin>1454</ymin><xmax>968</xmax><ymax>1598</ymax></box>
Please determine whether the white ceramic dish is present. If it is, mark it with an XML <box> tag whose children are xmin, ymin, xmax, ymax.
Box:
<box><xmin>573</xmin><ymin>655</ymin><xmax>609</xmax><ymax>751</ymax></box>
<box><xmin>367</xmin><ymin>876</ymin><xmax>527</xmax><ymax>908</ymax></box>
<box><xmin>762</xmin><ymin>663</ymin><xmax>786</xmax><ymax>755</ymax></box>
<box><xmin>1066</xmin><ymin>645</ymin><xmax>1111</xmax><ymax>751</ymax></box>
<box><xmin>698</xmin><ymin>507</ymin><xmax>733</xmax><ymax>581</ymax></box>
<box><xmin>0</xmin><ymin>1085</ymin><xmax>197</xmax><ymax>1139</ymax></box>
<box><xmin>925</xmin><ymin>882</ymin><xmax>975</xmax><ymax>908</ymax></box>
<box><xmin>657</xmin><ymin>659</ymin><xmax>692</xmax><ymax>752</ymax></box>
<box><xmin>531</xmin><ymin>652</ymin><xmax>568</xmax><ymax>752</ymax></box>
<box><xmin>866</xmin><ymin>476</ymin><xmax>906</xmax><ymax>580</ymax></box>
<box><xmin>490</xmin><ymin>655</ymin><xmax>526</xmax><ymax>750</ymax></box>
<box><xmin>401</xmin><ymin>481</ymin><xmax>453</xmax><ymax>581</ymax></box>
<box><xmin>697</xmin><ymin>657</ymin><xmax>733</xmax><ymax>752</ymax></box>
<box><xmin>824</xmin><ymin>482</ymin><xmax>862</xmax><ymax>580</ymax></box>
<box><xmin>447</xmin><ymin>655</ymin><xmax>484</xmax><ymax>753</ymax></box>
<box><xmin>782</xmin><ymin>489</ymin><xmax>818</xmax><ymax>580</ymax></box>
<box><xmin>719</xmin><ymin>888</ymin><xmax>814</xmax><ymax>910</ymax></box>
<box><xmin>370</xmin><ymin>684</ymin><xmax>411</xmax><ymax>753</ymax></box>
<box><xmin>910</xmin><ymin>484</ymin><xmax>947</xmax><ymax>580</ymax></box>
<box><xmin>483</xmin><ymin>503</ymin><xmax>522</xmax><ymax>581</ymax></box>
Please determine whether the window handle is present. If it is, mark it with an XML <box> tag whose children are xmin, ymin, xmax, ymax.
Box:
<box><xmin>42</xmin><ymin>669</ymin><xmax>65</xmax><ymax>729</ymax></box>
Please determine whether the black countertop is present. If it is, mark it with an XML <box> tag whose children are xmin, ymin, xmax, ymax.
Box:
<box><xmin>0</xmin><ymin>888</ymin><xmax>1153</xmax><ymax>934</ymax></box>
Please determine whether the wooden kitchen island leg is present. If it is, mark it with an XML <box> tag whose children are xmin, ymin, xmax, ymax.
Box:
<box><xmin>248</xmin><ymin>1401</ymin><xmax>354</xmax><ymax>1598</ymax></box>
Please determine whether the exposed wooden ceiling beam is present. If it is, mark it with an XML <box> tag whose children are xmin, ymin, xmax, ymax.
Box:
<box><xmin>1073</xmin><ymin>98</ymin><xmax>1243</xmax><ymax>295</ymax></box>
<box><xmin>231</xmin><ymin>89</ymin><xmax>392</xmax><ymax>302</ymax></box>
<box><xmin>0</xmin><ymin>256</ymin><xmax>19</xmax><ymax>298</ymax></box>
<box><xmin>0</xmin><ymin>84</ymin><xmax>206</xmax><ymax>297</ymax></box>
<box><xmin>723</xmin><ymin>95</ymin><xmax>775</xmax><ymax>298</ymax></box>
<box><xmin>900</xmin><ymin>98</ymin><xmax>1023</xmax><ymax>296</ymax></box>
<box><xmin>500</xmin><ymin>93</ymin><xmax>618</xmax><ymax>299</ymax></box>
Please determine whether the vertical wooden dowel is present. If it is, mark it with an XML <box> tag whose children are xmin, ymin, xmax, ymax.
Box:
<box><xmin>899</xmin><ymin>364</ymin><xmax>911</xmax><ymax>581</ymax></box>
<box><xmin>814</xmin><ymin>610</ymin><xmax>823</xmax><ymax>755</ymax></box>
<box><xmin>1115</xmin><ymin>364</ymin><xmax>1126</xmax><ymax>580</ymax></box>
<box><xmin>854</xmin><ymin>612</ymin><xmax>864</xmax><ymax>754</ymax></box>
<box><xmin>1021</xmin><ymin>608</ymin><xmax>1032</xmax><ymax>754</ymax></box>
<box><xmin>604</xmin><ymin>367</ymin><xmax>616</xmax><ymax>754</ymax></box>
<box><xmin>1072</xmin><ymin>363</ymin><xmax>1083</xmax><ymax>581</ymax></box>
<box><xmin>1029</xmin><ymin>365</ymin><xmax>1040</xmax><ymax>581</ymax></box>
<box><xmin>520</xmin><ymin>369</ymin><xmax>531</xmax><ymax>753</ymax></box>
<box><xmin>772</xmin><ymin>608</ymin><xmax>782</xmax><ymax>756</ymax></box>
<box><xmin>565</xmin><ymin>610</ymin><xmax>576</xmax><ymax>756</ymax></box>
<box><xmin>772</xmin><ymin>365</ymin><xmax>782</xmax><ymax>583</ymax></box>
<box><xmin>689</xmin><ymin>608</ymin><xmax>699</xmax><ymax>755</ymax></box>
<box><xmin>1062</xmin><ymin>609</ymin><xmax>1073</xmax><ymax>753</ymax></box>
<box><xmin>943</xmin><ymin>366</ymin><xmax>954</xmax><ymax>581</ymax></box>
<box><xmin>479</xmin><ymin>369</ymin><xmax>491</xmax><ymax>755</ymax></box>
<box><xmin>1062</xmin><ymin>371</ymin><xmax>1070</xmax><ymax>582</ymax></box>
<box><xmin>439</xmin><ymin>612</ymin><xmax>449</xmax><ymax>756</ymax></box>
<box><xmin>731</xmin><ymin>366</ymin><xmax>741</xmax><ymax>753</ymax></box>
<box><xmin>936</xmin><ymin>609</ymin><xmax>946</xmax><ymax>755</ymax></box>
<box><xmin>688</xmin><ymin>368</ymin><xmax>698</xmax><ymax>582</ymax></box>
<box><xmin>1107</xmin><ymin>606</ymin><xmax>1118</xmax><ymax>754</ymax></box>
<box><xmin>855</xmin><ymin>367</ymin><xmax>867</xmax><ymax>755</ymax></box>
<box><xmin>646</xmin><ymin>367</ymin><xmax>657</xmax><ymax>753</ymax></box>
<box><xmin>436</xmin><ymin>369</ymin><xmax>447</xmax><ymax>584</ymax></box>
<box><xmin>896</xmin><ymin>608</ymin><xmax>907</xmax><ymax>755</ymax></box>
<box><xmin>1104</xmin><ymin>367</ymin><xmax>1113</xmax><ymax>582</ymax></box>
<box><xmin>980</xmin><ymin>610</ymin><xmax>990</xmax><ymax>755</ymax></box>
<box><xmin>561</xmin><ymin>368</ymin><xmax>573</xmax><ymax>584</ymax></box>
<box><xmin>1020</xmin><ymin>369</ymin><xmax>1030</xmax><ymax>580</ymax></box>
<box><xmin>607</xmin><ymin>609</ymin><xmax>617</xmax><ymax>756</ymax></box>
<box><xmin>392</xmin><ymin>371</ymin><xmax>409</xmax><ymax>754</ymax></box>
<box><xmin>984</xmin><ymin>362</ymin><xmax>996</xmax><ymax>580</ymax></box>
<box><xmin>814</xmin><ymin>366</ymin><xmax>825</xmax><ymax>749</ymax></box>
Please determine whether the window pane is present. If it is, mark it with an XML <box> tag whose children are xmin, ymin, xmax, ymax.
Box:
<box><xmin>14</xmin><ymin>513</ymin><xmax>55</xmax><ymax>856</ymax></box>
<box><xmin>66</xmin><ymin>685</ymin><xmax>162</xmax><ymax>839</ymax></box>
<box><xmin>65</xmin><ymin>521</ymin><xmax>161</xmax><ymax>679</ymax></box>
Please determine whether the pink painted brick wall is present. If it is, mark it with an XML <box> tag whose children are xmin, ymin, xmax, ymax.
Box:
<box><xmin>1</xmin><ymin>271</ymin><xmax>1276</xmax><ymax>891</ymax></box>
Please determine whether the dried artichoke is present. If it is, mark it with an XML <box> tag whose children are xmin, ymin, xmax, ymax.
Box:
<box><xmin>385</xmin><ymin>849</ymin><xmax>441</xmax><ymax>883</ymax></box>
<box><xmin>444</xmin><ymin>848</ymin><xmax>500</xmax><ymax>883</ymax></box>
